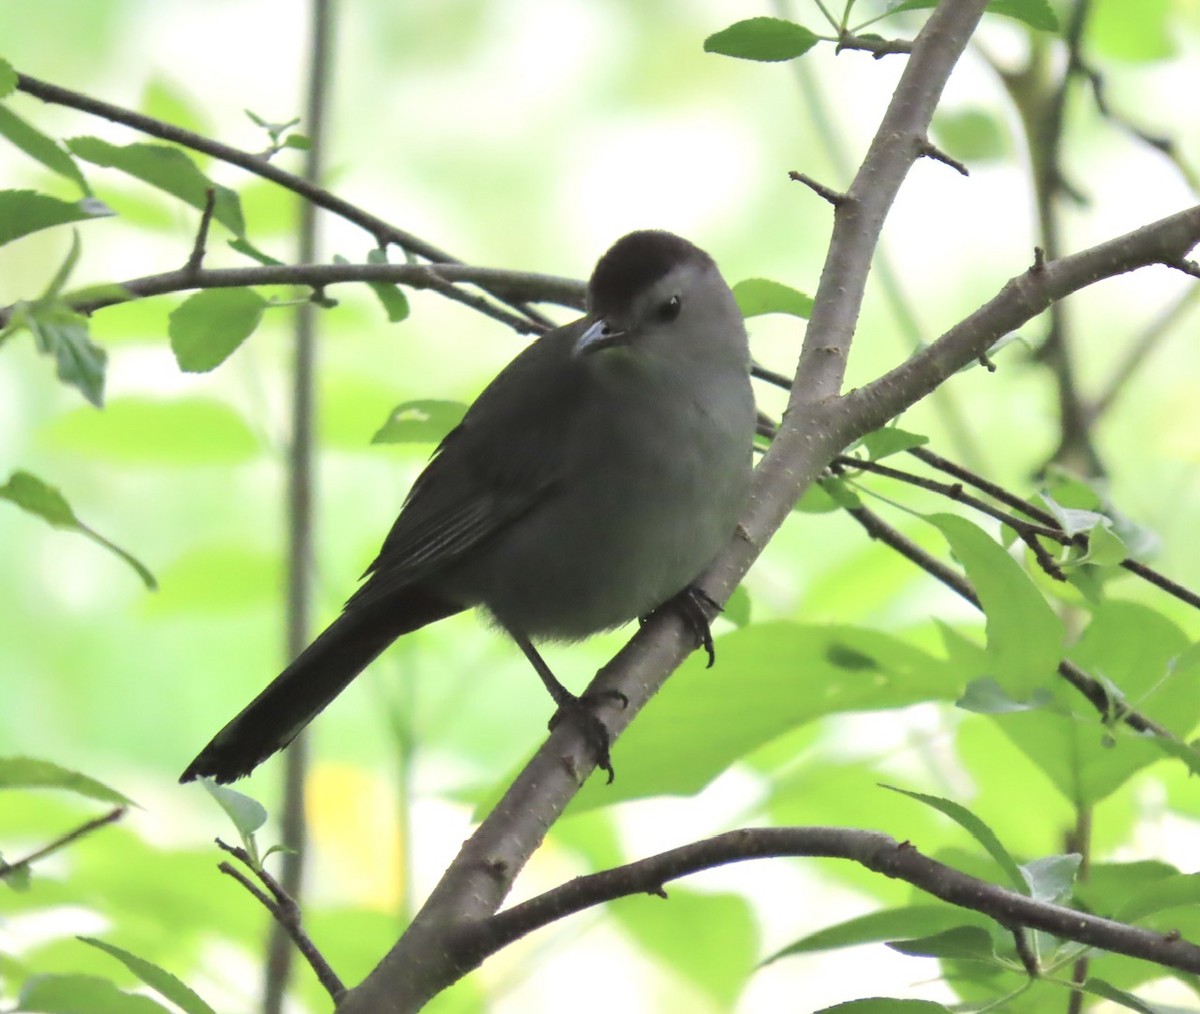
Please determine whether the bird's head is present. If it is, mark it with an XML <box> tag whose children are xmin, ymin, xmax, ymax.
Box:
<box><xmin>574</xmin><ymin>230</ymin><xmax>745</xmax><ymax>363</ymax></box>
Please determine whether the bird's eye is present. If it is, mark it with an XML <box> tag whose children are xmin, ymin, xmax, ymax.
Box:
<box><xmin>657</xmin><ymin>294</ymin><xmax>682</xmax><ymax>323</ymax></box>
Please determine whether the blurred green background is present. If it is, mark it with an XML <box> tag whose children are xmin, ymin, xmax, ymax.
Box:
<box><xmin>3</xmin><ymin>1</ymin><xmax>1200</xmax><ymax>1011</ymax></box>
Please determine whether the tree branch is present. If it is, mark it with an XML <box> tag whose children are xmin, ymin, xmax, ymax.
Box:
<box><xmin>0</xmin><ymin>262</ymin><xmax>585</xmax><ymax>333</ymax></box>
<box><xmin>791</xmin><ymin>0</ymin><xmax>989</xmax><ymax>404</ymax></box>
<box><xmin>216</xmin><ymin>839</ymin><xmax>345</xmax><ymax>1003</ymax></box>
<box><xmin>13</xmin><ymin>70</ymin><xmax>555</xmax><ymax>330</ymax></box>
<box><xmin>840</xmin><ymin>205</ymin><xmax>1200</xmax><ymax>431</ymax></box>
<box><xmin>463</xmin><ymin>827</ymin><xmax>1200</xmax><ymax>977</ymax></box>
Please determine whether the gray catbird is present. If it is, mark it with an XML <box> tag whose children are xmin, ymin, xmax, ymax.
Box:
<box><xmin>180</xmin><ymin>230</ymin><xmax>755</xmax><ymax>784</ymax></box>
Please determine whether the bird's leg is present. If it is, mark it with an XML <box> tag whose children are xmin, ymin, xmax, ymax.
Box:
<box><xmin>640</xmin><ymin>584</ymin><xmax>721</xmax><ymax>668</ymax></box>
<box><xmin>504</xmin><ymin>626</ymin><xmax>622</xmax><ymax>783</ymax></box>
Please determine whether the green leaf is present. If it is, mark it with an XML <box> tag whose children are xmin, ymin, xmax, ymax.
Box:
<box><xmin>1116</xmin><ymin>872</ymin><xmax>1200</xmax><ymax>923</ymax></box>
<box><xmin>1084</xmin><ymin>524</ymin><xmax>1128</xmax><ymax>567</ymax></box>
<box><xmin>0</xmin><ymin>189</ymin><xmax>112</xmax><ymax>246</ymax></box>
<box><xmin>765</xmin><ymin>904</ymin><xmax>969</xmax><ymax>963</ymax></box>
<box><xmin>883</xmin><ymin>785</ymin><xmax>1025</xmax><ymax>892</ymax></box>
<box><xmin>228</xmin><ymin>236</ymin><xmax>284</xmax><ymax>266</ymax></box>
<box><xmin>372</xmin><ymin>399</ymin><xmax>467</xmax><ymax>444</ymax></box>
<box><xmin>994</xmin><ymin>603</ymin><xmax>1200</xmax><ymax>807</ymax></box>
<box><xmin>8</xmin><ymin>284</ymin><xmax>108</xmax><ymax>406</ymax></box>
<box><xmin>558</xmin><ymin>623</ymin><xmax>961</xmax><ymax>813</ymax></box>
<box><xmin>704</xmin><ymin>17</ymin><xmax>820</xmax><ymax>62</ymax></box>
<box><xmin>2</xmin><ymin>851</ymin><xmax>32</xmax><ymax>890</ymax></box>
<box><xmin>0</xmin><ymin>57</ymin><xmax>17</xmax><ymax>97</ymax></box>
<box><xmin>931</xmin><ymin>108</ymin><xmax>1009</xmax><ymax>164</ymax></box>
<box><xmin>885</xmin><ymin>925</ymin><xmax>998</xmax><ymax>961</ymax></box>
<box><xmin>732</xmin><ymin>277</ymin><xmax>814</xmax><ymax>318</ymax></box>
<box><xmin>365</xmin><ymin>247</ymin><xmax>410</xmax><ymax>321</ymax></box>
<box><xmin>613</xmin><ymin>890</ymin><xmax>757</xmax><ymax>1007</ymax></box>
<box><xmin>45</xmin><ymin>396</ymin><xmax>260</xmax><ymax>464</ymax></box>
<box><xmin>1019</xmin><ymin>853</ymin><xmax>1081</xmax><ymax>902</ymax></box>
<box><xmin>1077</xmin><ymin>978</ymin><xmax>1169</xmax><ymax>1014</ymax></box>
<box><xmin>67</xmin><ymin>137</ymin><xmax>246</xmax><ymax>236</ymax></box>
<box><xmin>284</xmin><ymin>133</ymin><xmax>311</xmax><ymax>150</ymax></box>
<box><xmin>18</xmin><ymin>973</ymin><xmax>172</xmax><ymax>1013</ymax></box>
<box><xmin>1089</xmin><ymin>0</ymin><xmax>1173</xmax><ymax>61</ymax></box>
<box><xmin>201</xmin><ymin>781</ymin><xmax>268</xmax><ymax>840</ymax></box>
<box><xmin>723</xmin><ymin>584</ymin><xmax>751</xmax><ymax>628</ymax></box>
<box><xmin>0</xmin><ymin>756</ymin><xmax>132</xmax><ymax>805</ymax></box>
<box><xmin>0</xmin><ymin>471</ymin><xmax>157</xmax><ymax>589</ymax></box>
<box><xmin>79</xmin><ymin>938</ymin><xmax>217</xmax><ymax>1014</ymax></box>
<box><xmin>168</xmin><ymin>288</ymin><xmax>267</xmax><ymax>372</ymax></box>
<box><xmin>817</xmin><ymin>1000</ymin><xmax>952</xmax><ymax>1013</ymax></box>
<box><xmin>957</xmin><ymin>677</ymin><xmax>1054</xmax><ymax>715</ymax></box>
<box><xmin>886</xmin><ymin>0</ymin><xmax>1058</xmax><ymax>32</ymax></box>
<box><xmin>795</xmin><ymin>478</ymin><xmax>861</xmax><ymax>513</ymax></box>
<box><xmin>857</xmin><ymin>426</ymin><xmax>929</xmax><ymax>460</ymax></box>
<box><xmin>927</xmin><ymin>513</ymin><xmax>1062</xmax><ymax>700</ymax></box>
<box><xmin>140</xmin><ymin>75</ymin><xmax>211</xmax><ymax>138</ymax></box>
<box><xmin>0</xmin><ymin>104</ymin><xmax>91</xmax><ymax>194</ymax></box>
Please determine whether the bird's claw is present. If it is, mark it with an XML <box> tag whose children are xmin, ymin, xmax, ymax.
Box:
<box><xmin>641</xmin><ymin>584</ymin><xmax>720</xmax><ymax>668</ymax></box>
<box><xmin>549</xmin><ymin>690</ymin><xmax>625</xmax><ymax>784</ymax></box>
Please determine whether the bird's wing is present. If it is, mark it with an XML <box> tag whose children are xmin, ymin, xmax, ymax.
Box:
<box><xmin>346</xmin><ymin>325</ymin><xmax>587</xmax><ymax>610</ymax></box>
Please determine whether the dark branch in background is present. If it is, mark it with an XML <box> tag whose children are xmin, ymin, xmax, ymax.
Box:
<box><xmin>991</xmin><ymin>1</ymin><xmax>1104</xmax><ymax>477</ymax></box>
<box><xmin>266</xmin><ymin>1</ymin><xmax>331</xmax><ymax>1010</ymax></box>
<box><xmin>13</xmin><ymin>71</ymin><xmax>554</xmax><ymax>331</ymax></box>
<box><xmin>465</xmin><ymin>828</ymin><xmax>1200</xmax><ymax>977</ymax></box>
<box><xmin>906</xmin><ymin>446</ymin><xmax>1200</xmax><ymax>611</ymax></box>
<box><xmin>838</xmin><ymin>494</ymin><xmax>1174</xmax><ymax>739</ymax></box>
<box><xmin>0</xmin><ymin>261</ymin><xmax>585</xmax><ymax>333</ymax></box>
<box><xmin>216</xmin><ymin>839</ymin><xmax>344</xmax><ymax>1003</ymax></box>
<box><xmin>0</xmin><ymin>807</ymin><xmax>125</xmax><ymax>881</ymax></box>
<box><xmin>833</xmin><ymin>454</ymin><xmax>1070</xmax><ymax>579</ymax></box>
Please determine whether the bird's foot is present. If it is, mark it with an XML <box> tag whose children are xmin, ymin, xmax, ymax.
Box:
<box><xmin>549</xmin><ymin>688</ymin><xmax>627</xmax><ymax>784</ymax></box>
<box><xmin>640</xmin><ymin>584</ymin><xmax>720</xmax><ymax>668</ymax></box>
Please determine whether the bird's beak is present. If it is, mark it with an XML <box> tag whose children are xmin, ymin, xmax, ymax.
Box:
<box><xmin>574</xmin><ymin>318</ymin><xmax>628</xmax><ymax>356</ymax></box>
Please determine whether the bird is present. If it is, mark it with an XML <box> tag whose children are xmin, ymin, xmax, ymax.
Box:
<box><xmin>180</xmin><ymin>229</ymin><xmax>756</xmax><ymax>785</ymax></box>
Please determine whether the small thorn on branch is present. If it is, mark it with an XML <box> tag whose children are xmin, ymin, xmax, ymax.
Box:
<box><xmin>1010</xmin><ymin>925</ymin><xmax>1040</xmax><ymax>977</ymax></box>
<box><xmin>1032</xmin><ymin>247</ymin><xmax>1048</xmax><ymax>273</ymax></box>
<box><xmin>1166</xmin><ymin>257</ymin><xmax>1200</xmax><ymax>280</ymax></box>
<box><xmin>788</xmin><ymin>171</ymin><xmax>845</xmax><ymax>207</ymax></box>
<box><xmin>918</xmin><ymin>139</ymin><xmax>969</xmax><ymax>177</ymax></box>
<box><xmin>309</xmin><ymin>286</ymin><xmax>338</xmax><ymax>308</ymax></box>
<box><xmin>184</xmin><ymin>187</ymin><xmax>218</xmax><ymax>275</ymax></box>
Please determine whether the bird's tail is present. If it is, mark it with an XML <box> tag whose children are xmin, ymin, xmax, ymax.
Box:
<box><xmin>179</xmin><ymin>590</ymin><xmax>462</xmax><ymax>784</ymax></box>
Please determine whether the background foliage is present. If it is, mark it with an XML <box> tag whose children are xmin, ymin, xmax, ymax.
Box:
<box><xmin>2</xmin><ymin>1</ymin><xmax>1200</xmax><ymax>1011</ymax></box>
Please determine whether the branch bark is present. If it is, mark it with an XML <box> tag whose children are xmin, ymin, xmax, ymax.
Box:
<box><xmin>468</xmin><ymin>827</ymin><xmax>1200</xmax><ymax>977</ymax></box>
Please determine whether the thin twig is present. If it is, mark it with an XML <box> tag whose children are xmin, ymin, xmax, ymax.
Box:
<box><xmin>13</xmin><ymin>71</ymin><xmax>554</xmax><ymax>331</ymax></box>
<box><xmin>834</xmin><ymin>454</ymin><xmax>1070</xmax><ymax>579</ymax></box>
<box><xmin>0</xmin><ymin>807</ymin><xmax>126</xmax><ymax>880</ymax></box>
<box><xmin>787</xmin><ymin>170</ymin><xmax>845</xmax><ymax>206</ymax></box>
<box><xmin>842</xmin><ymin>500</ymin><xmax>1174</xmax><ymax>738</ymax></box>
<box><xmin>184</xmin><ymin>188</ymin><xmax>217</xmax><ymax>275</ymax></box>
<box><xmin>0</xmin><ymin>261</ymin><xmax>583</xmax><ymax>332</ymax></box>
<box><xmin>216</xmin><ymin>839</ymin><xmax>345</xmax><ymax>1001</ymax></box>
<box><xmin>906</xmin><ymin>446</ymin><xmax>1200</xmax><ymax>611</ymax></box>
<box><xmin>917</xmin><ymin>138</ymin><xmax>969</xmax><ymax>176</ymax></box>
